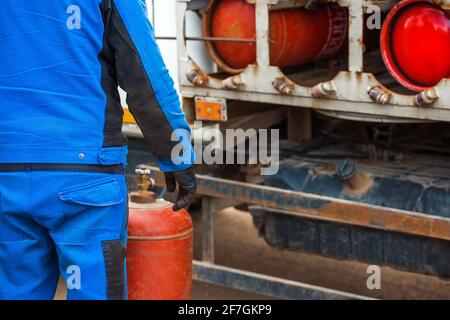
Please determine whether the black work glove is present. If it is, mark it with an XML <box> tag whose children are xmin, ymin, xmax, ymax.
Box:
<box><xmin>305</xmin><ymin>0</ymin><xmax>320</xmax><ymax>10</ymax></box>
<box><xmin>164</xmin><ymin>167</ymin><xmax>197</xmax><ymax>211</ymax></box>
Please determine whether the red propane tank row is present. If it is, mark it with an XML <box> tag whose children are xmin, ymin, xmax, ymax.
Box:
<box><xmin>205</xmin><ymin>0</ymin><xmax>349</xmax><ymax>73</ymax></box>
<box><xmin>204</xmin><ymin>0</ymin><xmax>450</xmax><ymax>92</ymax></box>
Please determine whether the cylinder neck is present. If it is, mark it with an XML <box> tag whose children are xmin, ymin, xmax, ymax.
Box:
<box><xmin>130</xmin><ymin>191</ymin><xmax>157</xmax><ymax>204</ymax></box>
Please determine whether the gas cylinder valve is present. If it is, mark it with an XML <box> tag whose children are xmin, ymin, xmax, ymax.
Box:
<box><xmin>135</xmin><ymin>167</ymin><xmax>154</xmax><ymax>192</ymax></box>
<box><xmin>132</xmin><ymin>167</ymin><xmax>156</xmax><ymax>204</ymax></box>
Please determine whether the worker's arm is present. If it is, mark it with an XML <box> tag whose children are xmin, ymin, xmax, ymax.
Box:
<box><xmin>102</xmin><ymin>0</ymin><xmax>196</xmax><ymax>210</ymax></box>
<box><xmin>102</xmin><ymin>0</ymin><xmax>194</xmax><ymax>173</ymax></box>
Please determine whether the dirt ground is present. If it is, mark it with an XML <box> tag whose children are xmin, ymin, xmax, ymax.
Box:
<box><xmin>55</xmin><ymin>206</ymin><xmax>450</xmax><ymax>300</ymax></box>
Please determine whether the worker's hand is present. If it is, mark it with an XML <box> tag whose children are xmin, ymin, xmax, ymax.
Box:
<box><xmin>164</xmin><ymin>167</ymin><xmax>197</xmax><ymax>211</ymax></box>
<box><xmin>305</xmin><ymin>0</ymin><xmax>320</xmax><ymax>10</ymax></box>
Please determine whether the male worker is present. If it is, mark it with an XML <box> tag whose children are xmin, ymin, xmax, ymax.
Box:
<box><xmin>0</xmin><ymin>0</ymin><xmax>196</xmax><ymax>300</ymax></box>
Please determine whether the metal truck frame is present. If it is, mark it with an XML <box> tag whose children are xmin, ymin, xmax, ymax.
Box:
<box><xmin>125</xmin><ymin>0</ymin><xmax>450</xmax><ymax>299</ymax></box>
<box><xmin>177</xmin><ymin>0</ymin><xmax>450</xmax><ymax>121</ymax></box>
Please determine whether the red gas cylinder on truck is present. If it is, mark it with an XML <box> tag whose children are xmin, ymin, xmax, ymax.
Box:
<box><xmin>126</xmin><ymin>170</ymin><xmax>193</xmax><ymax>300</ymax></box>
<box><xmin>380</xmin><ymin>0</ymin><xmax>450</xmax><ymax>91</ymax></box>
<box><xmin>204</xmin><ymin>0</ymin><xmax>349</xmax><ymax>74</ymax></box>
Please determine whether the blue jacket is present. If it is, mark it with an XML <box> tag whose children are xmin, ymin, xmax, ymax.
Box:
<box><xmin>0</xmin><ymin>0</ymin><xmax>193</xmax><ymax>172</ymax></box>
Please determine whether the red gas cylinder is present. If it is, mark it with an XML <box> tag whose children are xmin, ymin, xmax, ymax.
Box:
<box><xmin>127</xmin><ymin>192</ymin><xmax>193</xmax><ymax>300</ymax></box>
<box><xmin>204</xmin><ymin>0</ymin><xmax>348</xmax><ymax>74</ymax></box>
<box><xmin>381</xmin><ymin>0</ymin><xmax>450</xmax><ymax>91</ymax></box>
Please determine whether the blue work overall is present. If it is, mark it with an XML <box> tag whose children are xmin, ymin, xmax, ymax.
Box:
<box><xmin>0</xmin><ymin>0</ymin><xmax>194</xmax><ymax>300</ymax></box>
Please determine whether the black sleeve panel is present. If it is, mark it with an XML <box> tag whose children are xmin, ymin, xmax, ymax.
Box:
<box><xmin>100</xmin><ymin>0</ymin><xmax>179</xmax><ymax>160</ymax></box>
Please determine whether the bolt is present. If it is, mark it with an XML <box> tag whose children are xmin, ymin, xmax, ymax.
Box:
<box><xmin>336</xmin><ymin>159</ymin><xmax>357</xmax><ymax>181</ymax></box>
<box><xmin>414</xmin><ymin>88</ymin><xmax>439</xmax><ymax>107</ymax></box>
<box><xmin>272</xmin><ymin>77</ymin><xmax>294</xmax><ymax>95</ymax></box>
<box><xmin>186</xmin><ymin>70</ymin><xmax>208</xmax><ymax>87</ymax></box>
<box><xmin>232</xmin><ymin>75</ymin><xmax>244</xmax><ymax>86</ymax></box>
<box><xmin>312</xmin><ymin>81</ymin><xmax>336</xmax><ymax>98</ymax></box>
<box><xmin>222</xmin><ymin>75</ymin><xmax>245</xmax><ymax>89</ymax></box>
<box><xmin>368</xmin><ymin>86</ymin><xmax>392</xmax><ymax>105</ymax></box>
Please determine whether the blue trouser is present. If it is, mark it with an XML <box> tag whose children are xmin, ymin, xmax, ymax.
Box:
<box><xmin>0</xmin><ymin>168</ymin><xmax>128</xmax><ymax>300</ymax></box>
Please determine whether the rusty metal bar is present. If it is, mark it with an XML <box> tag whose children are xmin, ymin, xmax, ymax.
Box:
<box><xmin>192</xmin><ymin>261</ymin><xmax>372</xmax><ymax>300</ymax></box>
<box><xmin>156</xmin><ymin>36</ymin><xmax>256</xmax><ymax>43</ymax></box>
<box><xmin>201</xmin><ymin>196</ymin><xmax>215</xmax><ymax>263</ymax></box>
<box><xmin>146</xmin><ymin>166</ymin><xmax>450</xmax><ymax>241</ymax></box>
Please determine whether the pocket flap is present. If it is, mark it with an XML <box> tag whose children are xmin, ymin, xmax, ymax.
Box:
<box><xmin>58</xmin><ymin>178</ymin><xmax>124</xmax><ymax>207</ymax></box>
